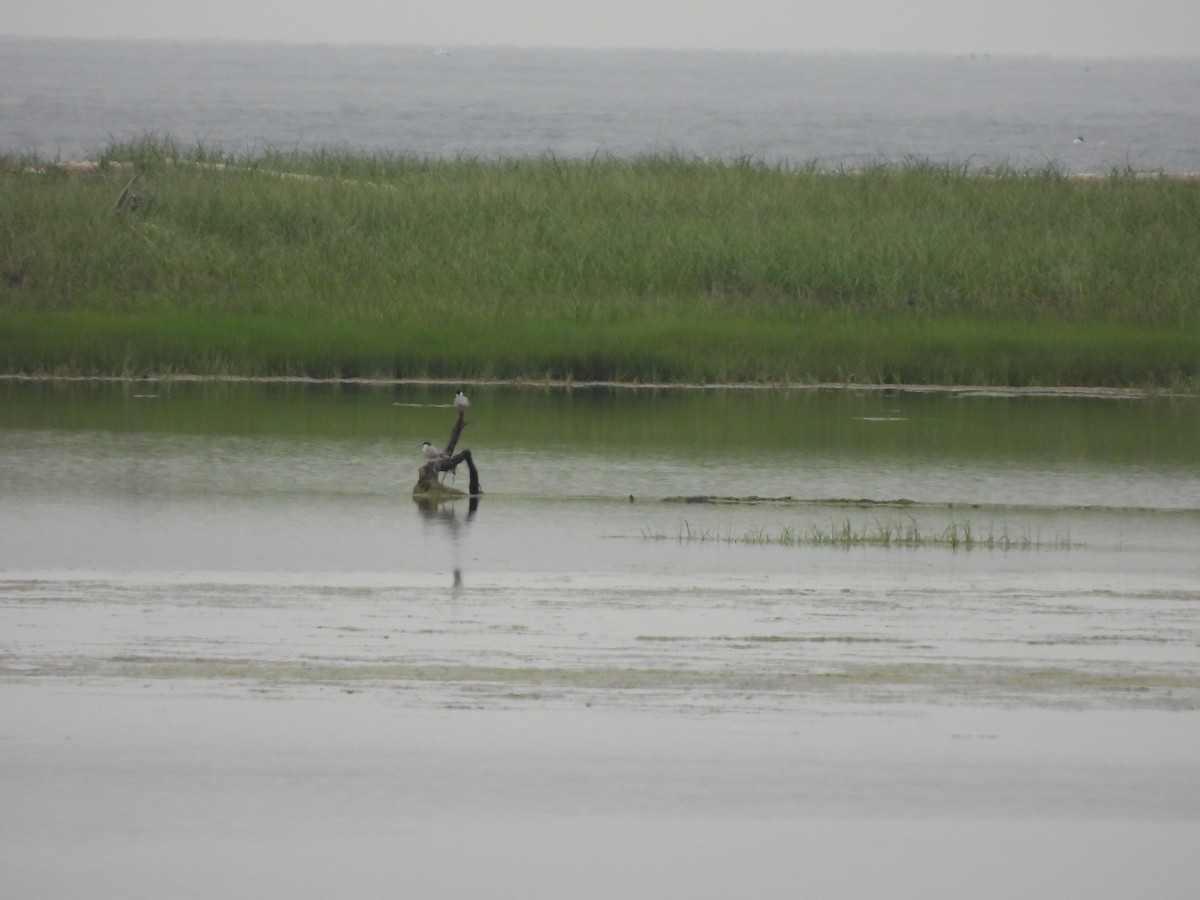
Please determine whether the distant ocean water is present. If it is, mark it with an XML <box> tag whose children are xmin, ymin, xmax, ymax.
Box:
<box><xmin>2</xmin><ymin>36</ymin><xmax>1199</xmax><ymax>172</ymax></box>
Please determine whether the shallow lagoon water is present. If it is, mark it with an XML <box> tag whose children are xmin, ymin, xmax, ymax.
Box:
<box><xmin>3</xmin><ymin>381</ymin><xmax>1199</xmax><ymax>898</ymax></box>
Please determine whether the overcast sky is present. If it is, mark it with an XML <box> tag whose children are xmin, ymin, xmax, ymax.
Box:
<box><xmin>4</xmin><ymin>0</ymin><xmax>1199</xmax><ymax>56</ymax></box>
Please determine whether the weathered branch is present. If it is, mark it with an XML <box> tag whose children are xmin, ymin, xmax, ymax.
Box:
<box><xmin>413</xmin><ymin>409</ymin><xmax>483</xmax><ymax>496</ymax></box>
<box><xmin>113</xmin><ymin>171</ymin><xmax>142</xmax><ymax>211</ymax></box>
<box><xmin>444</xmin><ymin>409</ymin><xmax>467</xmax><ymax>456</ymax></box>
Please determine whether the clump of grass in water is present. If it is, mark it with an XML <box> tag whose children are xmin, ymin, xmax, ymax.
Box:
<box><xmin>643</xmin><ymin>519</ymin><xmax>1079</xmax><ymax>550</ymax></box>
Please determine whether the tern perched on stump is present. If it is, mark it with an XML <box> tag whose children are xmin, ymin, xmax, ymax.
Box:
<box><xmin>413</xmin><ymin>394</ymin><xmax>483</xmax><ymax>497</ymax></box>
<box><xmin>422</xmin><ymin>441</ymin><xmax>451</xmax><ymax>484</ymax></box>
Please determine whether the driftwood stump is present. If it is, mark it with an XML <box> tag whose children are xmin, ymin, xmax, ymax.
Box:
<box><xmin>112</xmin><ymin>171</ymin><xmax>141</xmax><ymax>211</ymax></box>
<box><xmin>413</xmin><ymin>408</ymin><xmax>482</xmax><ymax>497</ymax></box>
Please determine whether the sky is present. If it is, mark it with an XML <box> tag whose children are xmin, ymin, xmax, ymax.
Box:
<box><xmin>3</xmin><ymin>0</ymin><xmax>1199</xmax><ymax>56</ymax></box>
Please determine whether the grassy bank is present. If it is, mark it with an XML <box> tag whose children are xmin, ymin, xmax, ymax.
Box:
<box><xmin>3</xmin><ymin>140</ymin><xmax>1198</xmax><ymax>387</ymax></box>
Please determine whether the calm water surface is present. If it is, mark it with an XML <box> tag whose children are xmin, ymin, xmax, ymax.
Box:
<box><xmin>3</xmin><ymin>378</ymin><xmax>1197</xmax><ymax>708</ymax></box>
<box><xmin>4</xmin><ymin>38</ymin><xmax>1200</xmax><ymax>172</ymax></box>
<box><xmin>3</xmin><ymin>380</ymin><xmax>1199</xmax><ymax>899</ymax></box>
<box><xmin>3</xmin><ymin>379</ymin><xmax>1198</xmax><ymax>573</ymax></box>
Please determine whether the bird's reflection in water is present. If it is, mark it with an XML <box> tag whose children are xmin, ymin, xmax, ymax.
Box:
<box><xmin>413</xmin><ymin>495</ymin><xmax>479</xmax><ymax>591</ymax></box>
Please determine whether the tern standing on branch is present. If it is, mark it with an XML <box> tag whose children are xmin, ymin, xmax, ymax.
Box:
<box><xmin>454</xmin><ymin>391</ymin><xmax>470</xmax><ymax>410</ymax></box>
<box><xmin>422</xmin><ymin>440</ymin><xmax>451</xmax><ymax>483</ymax></box>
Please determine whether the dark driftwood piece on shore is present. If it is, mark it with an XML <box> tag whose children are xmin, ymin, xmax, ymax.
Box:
<box><xmin>112</xmin><ymin>171</ymin><xmax>142</xmax><ymax>211</ymax></box>
<box><xmin>413</xmin><ymin>409</ymin><xmax>482</xmax><ymax>498</ymax></box>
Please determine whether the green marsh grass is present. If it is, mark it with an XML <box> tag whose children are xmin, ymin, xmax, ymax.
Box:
<box><xmin>3</xmin><ymin>140</ymin><xmax>1198</xmax><ymax>386</ymax></box>
<box><xmin>643</xmin><ymin>519</ymin><xmax>1077</xmax><ymax>550</ymax></box>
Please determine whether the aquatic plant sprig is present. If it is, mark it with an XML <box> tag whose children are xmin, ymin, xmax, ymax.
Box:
<box><xmin>640</xmin><ymin>518</ymin><xmax>1081</xmax><ymax>550</ymax></box>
